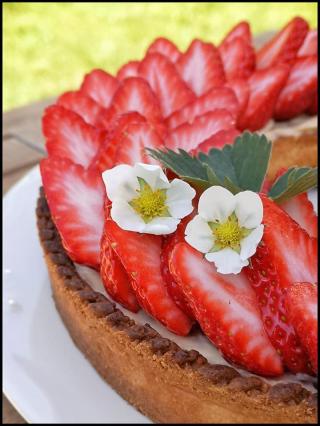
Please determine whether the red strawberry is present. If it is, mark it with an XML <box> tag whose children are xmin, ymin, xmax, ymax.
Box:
<box><xmin>166</xmin><ymin>87</ymin><xmax>239</xmax><ymax>130</ymax></box>
<box><xmin>297</xmin><ymin>29</ymin><xmax>318</xmax><ymax>57</ymax></box>
<box><xmin>146</xmin><ymin>37</ymin><xmax>181</xmax><ymax>62</ymax></box>
<box><xmin>80</xmin><ymin>69</ymin><xmax>119</xmax><ymax>108</ymax></box>
<box><xmin>176</xmin><ymin>39</ymin><xmax>226</xmax><ymax>96</ymax></box>
<box><xmin>166</xmin><ymin>110</ymin><xmax>235</xmax><ymax>152</ymax></box>
<box><xmin>279</xmin><ymin>193</ymin><xmax>317</xmax><ymax>238</ymax></box>
<box><xmin>245</xmin><ymin>195</ymin><xmax>317</xmax><ymax>373</ymax></box>
<box><xmin>220</xmin><ymin>21</ymin><xmax>251</xmax><ymax>46</ymax></box>
<box><xmin>274</xmin><ymin>56</ymin><xmax>318</xmax><ymax>120</ymax></box>
<box><xmin>40</xmin><ymin>157</ymin><xmax>105</xmax><ymax>268</ymax></box>
<box><xmin>161</xmin><ymin>214</ymin><xmax>195</xmax><ymax>319</ymax></box>
<box><xmin>117</xmin><ymin>61</ymin><xmax>140</xmax><ymax>80</ymax></box>
<box><xmin>57</xmin><ymin>91</ymin><xmax>105</xmax><ymax>127</ymax></box>
<box><xmin>170</xmin><ymin>242</ymin><xmax>283</xmax><ymax>376</ymax></box>
<box><xmin>285</xmin><ymin>283</ymin><xmax>318</xmax><ymax>373</ymax></box>
<box><xmin>307</xmin><ymin>92</ymin><xmax>318</xmax><ymax>115</ymax></box>
<box><xmin>111</xmin><ymin>77</ymin><xmax>164</xmax><ymax>132</ymax></box>
<box><xmin>237</xmin><ymin>64</ymin><xmax>290</xmax><ymax>131</ymax></box>
<box><xmin>114</xmin><ymin>121</ymin><xmax>164</xmax><ymax>165</ymax></box>
<box><xmin>90</xmin><ymin>112</ymin><xmax>146</xmax><ymax>172</ymax></box>
<box><xmin>256</xmin><ymin>17</ymin><xmax>309</xmax><ymax>69</ymax></box>
<box><xmin>226</xmin><ymin>78</ymin><xmax>250</xmax><ymax>116</ymax></box>
<box><xmin>192</xmin><ymin>128</ymin><xmax>240</xmax><ymax>155</ymax></box>
<box><xmin>42</xmin><ymin>105</ymin><xmax>107</xmax><ymax>168</ymax></box>
<box><xmin>139</xmin><ymin>53</ymin><xmax>195</xmax><ymax>117</ymax></box>
<box><xmin>100</xmin><ymin>204</ymin><xmax>140</xmax><ymax>312</ymax></box>
<box><xmin>94</xmin><ymin>106</ymin><xmax>117</xmax><ymax>130</ymax></box>
<box><xmin>219</xmin><ymin>36</ymin><xmax>255</xmax><ymax>80</ymax></box>
<box><xmin>105</xmin><ymin>219</ymin><xmax>193</xmax><ymax>335</ymax></box>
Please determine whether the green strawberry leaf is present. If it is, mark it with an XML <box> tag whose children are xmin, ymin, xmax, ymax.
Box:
<box><xmin>268</xmin><ymin>167</ymin><xmax>318</xmax><ymax>204</ymax></box>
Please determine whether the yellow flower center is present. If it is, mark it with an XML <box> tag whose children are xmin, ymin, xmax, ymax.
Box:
<box><xmin>209</xmin><ymin>213</ymin><xmax>251</xmax><ymax>253</ymax></box>
<box><xmin>129</xmin><ymin>177</ymin><xmax>169</xmax><ymax>223</ymax></box>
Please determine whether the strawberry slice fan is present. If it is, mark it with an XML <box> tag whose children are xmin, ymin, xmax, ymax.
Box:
<box><xmin>40</xmin><ymin>16</ymin><xmax>318</xmax><ymax>379</ymax></box>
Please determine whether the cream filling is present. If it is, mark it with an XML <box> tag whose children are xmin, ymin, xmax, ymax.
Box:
<box><xmin>258</xmin><ymin>115</ymin><xmax>318</xmax><ymax>141</ymax></box>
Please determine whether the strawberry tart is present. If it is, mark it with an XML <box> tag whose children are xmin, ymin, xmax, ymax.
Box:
<box><xmin>37</xmin><ymin>18</ymin><xmax>318</xmax><ymax>423</ymax></box>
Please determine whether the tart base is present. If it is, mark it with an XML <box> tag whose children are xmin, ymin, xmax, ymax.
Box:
<box><xmin>37</xmin><ymin>190</ymin><xmax>317</xmax><ymax>424</ymax></box>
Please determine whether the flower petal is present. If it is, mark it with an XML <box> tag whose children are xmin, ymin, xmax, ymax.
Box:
<box><xmin>234</xmin><ymin>191</ymin><xmax>263</xmax><ymax>229</ymax></box>
<box><xmin>240</xmin><ymin>225</ymin><xmax>264</xmax><ymax>261</ymax></box>
<box><xmin>198</xmin><ymin>186</ymin><xmax>235</xmax><ymax>222</ymax></box>
<box><xmin>110</xmin><ymin>199</ymin><xmax>145</xmax><ymax>232</ymax></box>
<box><xmin>134</xmin><ymin>163</ymin><xmax>169</xmax><ymax>190</ymax></box>
<box><xmin>142</xmin><ymin>216</ymin><xmax>180</xmax><ymax>235</ymax></box>
<box><xmin>166</xmin><ymin>179</ymin><xmax>196</xmax><ymax>219</ymax></box>
<box><xmin>185</xmin><ymin>215</ymin><xmax>214</xmax><ymax>253</ymax></box>
<box><xmin>205</xmin><ymin>248</ymin><xmax>249</xmax><ymax>274</ymax></box>
<box><xmin>102</xmin><ymin>164</ymin><xmax>138</xmax><ymax>202</ymax></box>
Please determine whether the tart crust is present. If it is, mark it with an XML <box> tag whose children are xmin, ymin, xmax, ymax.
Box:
<box><xmin>36</xmin><ymin>189</ymin><xmax>317</xmax><ymax>424</ymax></box>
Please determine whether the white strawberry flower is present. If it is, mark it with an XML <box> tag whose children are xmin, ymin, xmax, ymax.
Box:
<box><xmin>102</xmin><ymin>163</ymin><xmax>196</xmax><ymax>235</ymax></box>
<box><xmin>185</xmin><ymin>186</ymin><xmax>264</xmax><ymax>274</ymax></box>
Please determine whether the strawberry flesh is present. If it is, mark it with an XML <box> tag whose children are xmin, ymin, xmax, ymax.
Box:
<box><xmin>192</xmin><ymin>128</ymin><xmax>240</xmax><ymax>155</ymax></box>
<box><xmin>105</xmin><ymin>219</ymin><xmax>193</xmax><ymax>335</ymax></box>
<box><xmin>219</xmin><ymin>36</ymin><xmax>255</xmax><ymax>80</ymax></box>
<box><xmin>170</xmin><ymin>242</ymin><xmax>283</xmax><ymax>376</ymax></box>
<box><xmin>285</xmin><ymin>283</ymin><xmax>318</xmax><ymax>373</ymax></box>
<box><xmin>244</xmin><ymin>195</ymin><xmax>317</xmax><ymax>373</ymax></box>
<box><xmin>80</xmin><ymin>69</ymin><xmax>119</xmax><ymax>108</ymax></box>
<box><xmin>166</xmin><ymin>86</ymin><xmax>239</xmax><ymax>130</ymax></box>
<box><xmin>274</xmin><ymin>56</ymin><xmax>318</xmax><ymax>120</ymax></box>
<box><xmin>147</xmin><ymin>37</ymin><xmax>181</xmax><ymax>62</ymax></box>
<box><xmin>166</xmin><ymin>109</ymin><xmax>235</xmax><ymax>152</ymax></box>
<box><xmin>139</xmin><ymin>52</ymin><xmax>195</xmax><ymax>117</ymax></box>
<box><xmin>297</xmin><ymin>29</ymin><xmax>318</xmax><ymax>57</ymax></box>
<box><xmin>43</xmin><ymin>105</ymin><xmax>107</xmax><ymax>168</ymax></box>
<box><xmin>176</xmin><ymin>39</ymin><xmax>226</xmax><ymax>96</ymax></box>
<box><xmin>117</xmin><ymin>61</ymin><xmax>140</xmax><ymax>80</ymax></box>
<box><xmin>256</xmin><ymin>17</ymin><xmax>309</xmax><ymax>69</ymax></box>
<box><xmin>40</xmin><ymin>157</ymin><xmax>105</xmax><ymax>269</ymax></box>
<box><xmin>220</xmin><ymin>21</ymin><xmax>251</xmax><ymax>47</ymax></box>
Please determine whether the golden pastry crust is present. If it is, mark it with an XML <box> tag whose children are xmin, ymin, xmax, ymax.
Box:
<box><xmin>267</xmin><ymin>129</ymin><xmax>317</xmax><ymax>181</ymax></box>
<box><xmin>36</xmin><ymin>190</ymin><xmax>317</xmax><ymax>424</ymax></box>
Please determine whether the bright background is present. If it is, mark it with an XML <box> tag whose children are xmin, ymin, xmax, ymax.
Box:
<box><xmin>4</xmin><ymin>2</ymin><xmax>317</xmax><ymax>111</ymax></box>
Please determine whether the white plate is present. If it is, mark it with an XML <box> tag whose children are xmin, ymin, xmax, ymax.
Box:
<box><xmin>3</xmin><ymin>166</ymin><xmax>150</xmax><ymax>424</ymax></box>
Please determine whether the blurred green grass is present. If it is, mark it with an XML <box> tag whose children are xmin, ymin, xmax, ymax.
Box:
<box><xmin>4</xmin><ymin>2</ymin><xmax>317</xmax><ymax>111</ymax></box>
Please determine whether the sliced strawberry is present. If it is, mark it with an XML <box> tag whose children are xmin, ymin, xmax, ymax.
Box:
<box><xmin>245</xmin><ymin>195</ymin><xmax>317</xmax><ymax>373</ymax></box>
<box><xmin>105</xmin><ymin>219</ymin><xmax>193</xmax><ymax>335</ymax></box>
<box><xmin>115</xmin><ymin>121</ymin><xmax>164</xmax><ymax>165</ymax></box>
<box><xmin>297</xmin><ymin>29</ymin><xmax>318</xmax><ymax>57</ymax></box>
<box><xmin>40</xmin><ymin>157</ymin><xmax>105</xmax><ymax>268</ymax></box>
<box><xmin>111</xmin><ymin>77</ymin><xmax>164</xmax><ymax>131</ymax></box>
<box><xmin>166</xmin><ymin>109</ymin><xmax>235</xmax><ymax>152</ymax></box>
<box><xmin>192</xmin><ymin>128</ymin><xmax>240</xmax><ymax>155</ymax></box>
<box><xmin>80</xmin><ymin>69</ymin><xmax>119</xmax><ymax>108</ymax></box>
<box><xmin>307</xmin><ymin>92</ymin><xmax>318</xmax><ymax>115</ymax></box>
<box><xmin>166</xmin><ymin>87</ymin><xmax>239</xmax><ymax>130</ymax></box>
<box><xmin>226</xmin><ymin>78</ymin><xmax>250</xmax><ymax>116</ymax></box>
<box><xmin>42</xmin><ymin>105</ymin><xmax>107</xmax><ymax>168</ymax></box>
<box><xmin>274</xmin><ymin>56</ymin><xmax>318</xmax><ymax>120</ymax></box>
<box><xmin>176</xmin><ymin>39</ymin><xmax>226</xmax><ymax>96</ymax></box>
<box><xmin>100</xmin><ymin>204</ymin><xmax>140</xmax><ymax>312</ymax></box>
<box><xmin>117</xmin><ymin>61</ymin><xmax>140</xmax><ymax>80</ymax></box>
<box><xmin>220</xmin><ymin>21</ymin><xmax>251</xmax><ymax>46</ymax></box>
<box><xmin>57</xmin><ymin>90</ymin><xmax>106</xmax><ymax>127</ymax></box>
<box><xmin>279</xmin><ymin>193</ymin><xmax>317</xmax><ymax>238</ymax></box>
<box><xmin>170</xmin><ymin>242</ymin><xmax>283</xmax><ymax>376</ymax></box>
<box><xmin>237</xmin><ymin>64</ymin><xmax>290</xmax><ymax>131</ymax></box>
<box><xmin>94</xmin><ymin>106</ymin><xmax>117</xmax><ymax>130</ymax></box>
<box><xmin>146</xmin><ymin>37</ymin><xmax>181</xmax><ymax>62</ymax></box>
<box><xmin>219</xmin><ymin>36</ymin><xmax>255</xmax><ymax>80</ymax></box>
<box><xmin>139</xmin><ymin>53</ymin><xmax>195</xmax><ymax>118</ymax></box>
<box><xmin>285</xmin><ymin>283</ymin><xmax>318</xmax><ymax>373</ymax></box>
<box><xmin>256</xmin><ymin>17</ymin><xmax>309</xmax><ymax>69</ymax></box>
<box><xmin>90</xmin><ymin>112</ymin><xmax>146</xmax><ymax>172</ymax></box>
<box><xmin>161</xmin><ymin>214</ymin><xmax>195</xmax><ymax>319</ymax></box>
